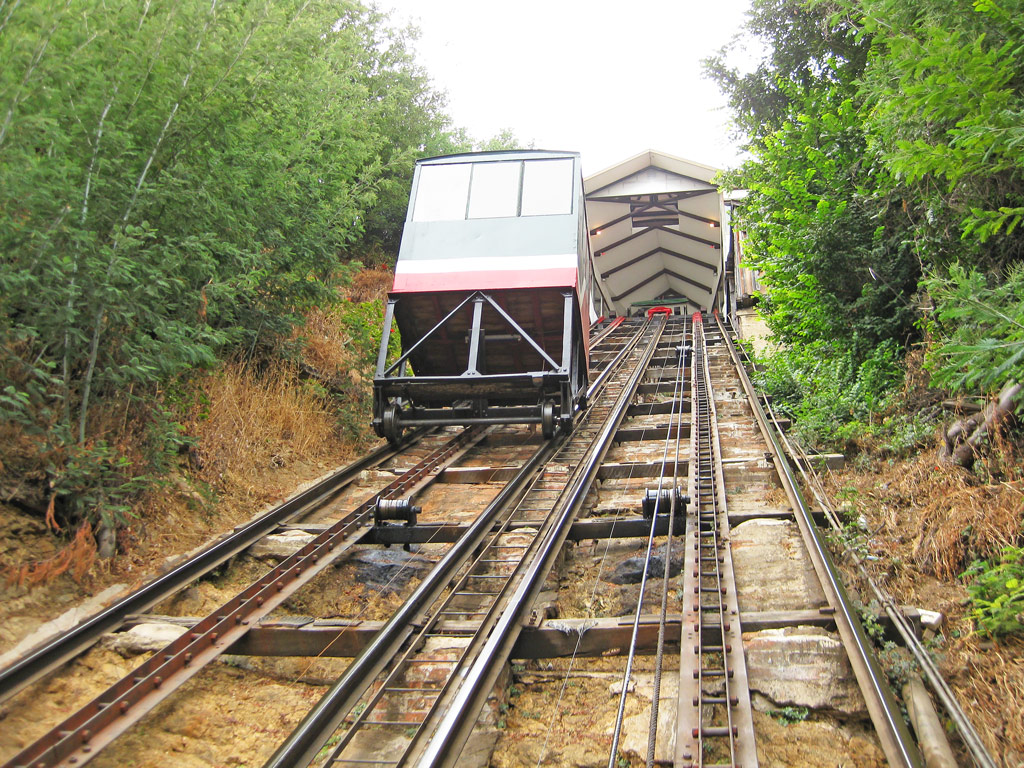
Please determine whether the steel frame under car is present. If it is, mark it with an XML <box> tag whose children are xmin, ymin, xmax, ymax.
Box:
<box><xmin>372</xmin><ymin>290</ymin><xmax>586</xmax><ymax>442</ymax></box>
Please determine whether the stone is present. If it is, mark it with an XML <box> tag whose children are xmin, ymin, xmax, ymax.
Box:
<box><xmin>248</xmin><ymin>530</ymin><xmax>316</xmax><ymax>560</ymax></box>
<box><xmin>918</xmin><ymin>608</ymin><xmax>943</xmax><ymax>630</ymax></box>
<box><xmin>605</xmin><ymin>544</ymin><xmax>682</xmax><ymax>585</ymax></box>
<box><xmin>103</xmin><ymin>622</ymin><xmax>188</xmax><ymax>656</ymax></box>
<box><xmin>730</xmin><ymin>519</ymin><xmax>827</xmax><ymax>611</ymax></box>
<box><xmin>620</xmin><ymin>671</ymin><xmax>678</xmax><ymax>764</ymax></box>
<box><xmin>752</xmin><ymin>710</ymin><xmax>885</xmax><ymax>766</ymax></box>
<box><xmin>609</xmin><ymin>676</ymin><xmax>636</xmax><ymax>696</ymax></box>
<box><xmin>352</xmin><ymin>548</ymin><xmax>430</xmax><ymax>592</ymax></box>
<box><xmin>0</xmin><ymin>583</ymin><xmax>127</xmax><ymax>669</ymax></box>
<box><xmin>744</xmin><ymin>626</ymin><xmax>866</xmax><ymax>716</ymax></box>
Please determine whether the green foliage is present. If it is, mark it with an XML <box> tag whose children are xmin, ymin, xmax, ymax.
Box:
<box><xmin>962</xmin><ymin>546</ymin><xmax>1024</xmax><ymax>637</ymax></box>
<box><xmin>713</xmin><ymin>24</ymin><xmax>919</xmax><ymax>359</ymax></box>
<box><xmin>0</xmin><ymin>0</ymin><xmax>456</xmax><ymax>528</ymax></box>
<box><xmin>924</xmin><ymin>262</ymin><xmax>1024</xmax><ymax>394</ymax></box>
<box><xmin>857</xmin><ymin>0</ymin><xmax>1024</xmax><ymax>265</ymax></box>
<box><xmin>754</xmin><ymin>339</ymin><xmax>901</xmax><ymax>447</ymax></box>
<box><xmin>330</xmin><ymin>296</ymin><xmax>399</xmax><ymax>445</ymax></box>
<box><xmin>474</xmin><ymin>128</ymin><xmax>531</xmax><ymax>152</ymax></box>
<box><xmin>710</xmin><ymin>0</ymin><xmax>1024</xmax><ymax>446</ymax></box>
<box><xmin>771</xmin><ymin>706</ymin><xmax>809</xmax><ymax>725</ymax></box>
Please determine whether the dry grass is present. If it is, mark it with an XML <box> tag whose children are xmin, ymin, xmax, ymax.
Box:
<box><xmin>887</xmin><ymin>459</ymin><xmax>1022</xmax><ymax>581</ymax></box>
<box><xmin>346</xmin><ymin>264</ymin><xmax>392</xmax><ymax>303</ymax></box>
<box><xmin>301</xmin><ymin>307</ymin><xmax>358</xmax><ymax>382</ymax></box>
<box><xmin>831</xmin><ymin>452</ymin><xmax>1023</xmax><ymax>582</ymax></box>
<box><xmin>826</xmin><ymin>440</ymin><xmax>1024</xmax><ymax>765</ymax></box>
<box><xmin>187</xmin><ymin>360</ymin><xmax>347</xmax><ymax>499</ymax></box>
<box><xmin>4</xmin><ymin>522</ymin><xmax>95</xmax><ymax>588</ymax></box>
<box><xmin>943</xmin><ymin>632</ymin><xmax>1024</xmax><ymax>764</ymax></box>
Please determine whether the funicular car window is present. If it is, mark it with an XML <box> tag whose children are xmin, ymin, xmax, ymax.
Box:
<box><xmin>521</xmin><ymin>158</ymin><xmax>573</xmax><ymax>216</ymax></box>
<box><xmin>467</xmin><ymin>161</ymin><xmax>521</xmax><ymax>219</ymax></box>
<box><xmin>412</xmin><ymin>163</ymin><xmax>471</xmax><ymax>222</ymax></box>
<box><xmin>412</xmin><ymin>156</ymin><xmax>575</xmax><ymax>222</ymax></box>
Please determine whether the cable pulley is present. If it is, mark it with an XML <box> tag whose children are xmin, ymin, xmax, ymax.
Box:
<box><xmin>641</xmin><ymin>487</ymin><xmax>689</xmax><ymax>518</ymax></box>
<box><xmin>373</xmin><ymin>497</ymin><xmax>419</xmax><ymax>528</ymax></box>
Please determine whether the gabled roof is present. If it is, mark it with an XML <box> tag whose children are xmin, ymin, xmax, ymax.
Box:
<box><xmin>585</xmin><ymin>150</ymin><xmax>725</xmax><ymax>315</ymax></box>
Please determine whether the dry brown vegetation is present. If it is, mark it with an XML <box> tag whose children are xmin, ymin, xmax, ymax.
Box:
<box><xmin>0</xmin><ymin>267</ymin><xmax>390</xmax><ymax>654</ymax></box>
<box><xmin>186</xmin><ymin>360</ymin><xmax>346</xmax><ymax>501</ymax></box>
<box><xmin>824</xmin><ymin>436</ymin><xmax>1024</xmax><ymax>765</ymax></box>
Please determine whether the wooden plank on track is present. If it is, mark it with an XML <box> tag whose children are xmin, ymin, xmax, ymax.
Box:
<box><xmin>133</xmin><ymin>607</ymin><xmax>918</xmax><ymax>659</ymax></box>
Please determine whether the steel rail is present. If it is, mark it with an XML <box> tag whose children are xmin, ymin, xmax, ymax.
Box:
<box><xmin>266</xmin><ymin>318</ymin><xmax>654</xmax><ymax>768</ymax></box>
<box><xmin>720</xmin><ymin>318</ymin><xmax>994</xmax><ymax>767</ymax></box>
<box><xmin>0</xmin><ymin>434</ymin><xmax>419</xmax><ymax>705</ymax></box>
<box><xmin>414</xmin><ymin>316</ymin><xmax>668</xmax><ymax>768</ymax></box>
<box><xmin>589</xmin><ymin>315</ymin><xmax>627</xmax><ymax>347</ymax></box>
<box><xmin>261</xmin><ymin>435</ymin><xmax>563</xmax><ymax>768</ymax></box>
<box><xmin>675</xmin><ymin>315</ymin><xmax>757</xmax><ymax>768</ymax></box>
<box><xmin>314</xmin><ymin>318</ymin><xmax>657</xmax><ymax>768</ymax></box>
<box><xmin>745</xmin><ymin>354</ymin><xmax>998</xmax><ymax>766</ymax></box>
<box><xmin>5</xmin><ymin>428</ymin><xmax>474</xmax><ymax>768</ymax></box>
<box><xmin>712</xmin><ymin>313</ymin><xmax>923</xmax><ymax>768</ymax></box>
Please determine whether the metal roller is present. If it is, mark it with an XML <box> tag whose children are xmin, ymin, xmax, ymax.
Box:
<box><xmin>640</xmin><ymin>487</ymin><xmax>689</xmax><ymax>518</ymax></box>
<box><xmin>373</xmin><ymin>497</ymin><xmax>420</xmax><ymax>527</ymax></box>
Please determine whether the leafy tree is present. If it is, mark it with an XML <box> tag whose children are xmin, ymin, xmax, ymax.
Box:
<box><xmin>0</xmin><ymin>0</ymin><xmax>456</xmax><ymax>527</ymax></box>
<box><xmin>858</xmin><ymin>0</ymin><xmax>1024</xmax><ymax>266</ymax></box>
<box><xmin>708</xmin><ymin>0</ymin><xmax>1024</xmax><ymax>447</ymax></box>
<box><xmin>924</xmin><ymin>262</ymin><xmax>1024</xmax><ymax>394</ymax></box>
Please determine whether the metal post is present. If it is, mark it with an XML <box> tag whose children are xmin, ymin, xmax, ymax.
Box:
<box><xmin>464</xmin><ymin>296</ymin><xmax>485</xmax><ymax>376</ymax></box>
<box><xmin>560</xmin><ymin>292</ymin><xmax>573</xmax><ymax>373</ymax></box>
<box><xmin>375</xmin><ymin>299</ymin><xmax>396</xmax><ymax>378</ymax></box>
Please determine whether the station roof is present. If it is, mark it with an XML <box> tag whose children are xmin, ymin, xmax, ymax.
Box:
<box><xmin>585</xmin><ymin>150</ymin><xmax>725</xmax><ymax>315</ymax></box>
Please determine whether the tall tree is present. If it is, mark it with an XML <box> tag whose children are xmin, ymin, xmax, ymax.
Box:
<box><xmin>0</xmin><ymin>0</ymin><xmax>456</xmax><ymax>525</ymax></box>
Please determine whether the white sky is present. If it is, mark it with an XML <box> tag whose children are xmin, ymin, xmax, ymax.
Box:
<box><xmin>381</xmin><ymin>0</ymin><xmax>753</xmax><ymax>177</ymax></box>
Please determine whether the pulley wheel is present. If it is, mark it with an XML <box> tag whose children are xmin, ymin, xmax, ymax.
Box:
<box><xmin>382</xmin><ymin>404</ymin><xmax>403</xmax><ymax>444</ymax></box>
<box><xmin>541</xmin><ymin>401</ymin><xmax>556</xmax><ymax>440</ymax></box>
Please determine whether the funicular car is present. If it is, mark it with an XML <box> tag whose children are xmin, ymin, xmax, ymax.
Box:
<box><xmin>372</xmin><ymin>150</ymin><xmax>595</xmax><ymax>442</ymax></box>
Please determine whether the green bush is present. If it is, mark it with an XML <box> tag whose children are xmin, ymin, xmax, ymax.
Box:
<box><xmin>924</xmin><ymin>262</ymin><xmax>1024</xmax><ymax>396</ymax></box>
<box><xmin>962</xmin><ymin>546</ymin><xmax>1024</xmax><ymax>637</ymax></box>
<box><xmin>754</xmin><ymin>338</ymin><xmax>902</xmax><ymax>448</ymax></box>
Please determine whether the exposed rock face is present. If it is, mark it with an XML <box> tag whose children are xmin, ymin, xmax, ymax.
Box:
<box><xmin>249</xmin><ymin>530</ymin><xmax>317</xmax><ymax>560</ymax></box>
<box><xmin>744</xmin><ymin>626</ymin><xmax>866</xmax><ymax>716</ymax></box>
<box><xmin>103</xmin><ymin>622</ymin><xmax>187</xmax><ymax>657</ymax></box>
<box><xmin>753</xmin><ymin>709</ymin><xmax>885</xmax><ymax>766</ymax></box>
<box><xmin>352</xmin><ymin>548</ymin><xmax>431</xmax><ymax>592</ymax></box>
<box><xmin>730</xmin><ymin>519</ymin><xmax>827</xmax><ymax>611</ymax></box>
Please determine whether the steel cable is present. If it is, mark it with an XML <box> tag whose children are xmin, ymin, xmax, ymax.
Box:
<box><xmin>645</xmin><ymin>315</ymin><xmax>688</xmax><ymax>767</ymax></box>
<box><xmin>607</xmin><ymin>316</ymin><xmax>687</xmax><ymax>768</ymax></box>
<box><xmin>535</xmin><ymin>317</ymin><xmax>658</xmax><ymax>767</ymax></box>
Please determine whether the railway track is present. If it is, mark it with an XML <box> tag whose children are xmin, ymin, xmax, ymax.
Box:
<box><xmin>0</xmin><ymin>314</ymin><xmax>933</xmax><ymax>768</ymax></box>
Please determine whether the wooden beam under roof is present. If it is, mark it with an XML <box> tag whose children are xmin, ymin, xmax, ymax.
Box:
<box><xmin>654</xmin><ymin>224</ymin><xmax>720</xmax><ymax>249</ymax></box>
<box><xmin>586</xmin><ymin>169</ymin><xmax>716</xmax><ymax>198</ymax></box>
<box><xmin>586</xmin><ymin>188</ymin><xmax>716</xmax><ymax>205</ymax></box>
<box><xmin>610</xmin><ymin>266</ymin><xmax>712</xmax><ymax>303</ymax></box>
<box><xmin>601</xmin><ymin>247</ymin><xmax>717</xmax><ymax>278</ymax></box>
